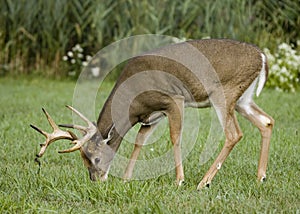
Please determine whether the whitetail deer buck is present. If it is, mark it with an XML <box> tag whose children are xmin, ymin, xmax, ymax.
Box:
<box><xmin>31</xmin><ymin>39</ymin><xmax>274</xmax><ymax>189</ymax></box>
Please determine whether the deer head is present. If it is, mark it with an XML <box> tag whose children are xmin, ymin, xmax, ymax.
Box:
<box><xmin>30</xmin><ymin>105</ymin><xmax>115</xmax><ymax>181</ymax></box>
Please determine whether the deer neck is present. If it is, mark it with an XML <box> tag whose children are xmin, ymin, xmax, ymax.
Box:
<box><xmin>96</xmin><ymin>95</ymin><xmax>134</xmax><ymax>151</ymax></box>
<box><xmin>97</xmin><ymin>97</ymin><xmax>114</xmax><ymax>138</ymax></box>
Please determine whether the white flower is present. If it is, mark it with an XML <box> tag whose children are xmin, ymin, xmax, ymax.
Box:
<box><xmin>285</xmin><ymin>51</ymin><xmax>291</xmax><ymax>57</ymax></box>
<box><xmin>202</xmin><ymin>36</ymin><xmax>211</xmax><ymax>39</ymax></box>
<box><xmin>278</xmin><ymin>43</ymin><xmax>291</xmax><ymax>51</ymax></box>
<box><xmin>172</xmin><ymin>37</ymin><xmax>187</xmax><ymax>43</ymax></box>
<box><xmin>82</xmin><ymin>61</ymin><xmax>88</xmax><ymax>67</ymax></box>
<box><xmin>73</xmin><ymin>44</ymin><xmax>83</xmax><ymax>52</ymax></box>
<box><xmin>279</xmin><ymin>76</ymin><xmax>284</xmax><ymax>83</ymax></box>
<box><xmin>71</xmin><ymin>59</ymin><xmax>76</xmax><ymax>64</ymax></box>
<box><xmin>281</xmin><ymin>66</ymin><xmax>288</xmax><ymax>74</ymax></box>
<box><xmin>271</xmin><ymin>64</ymin><xmax>280</xmax><ymax>71</ymax></box>
<box><xmin>291</xmin><ymin>87</ymin><xmax>295</xmax><ymax>93</ymax></box>
<box><xmin>77</xmin><ymin>53</ymin><xmax>84</xmax><ymax>59</ymax></box>
<box><xmin>72</xmin><ymin>45</ymin><xmax>77</xmax><ymax>52</ymax></box>
<box><xmin>86</xmin><ymin>55</ymin><xmax>93</xmax><ymax>62</ymax></box>
<box><xmin>268</xmin><ymin>54</ymin><xmax>275</xmax><ymax>62</ymax></box>
<box><xmin>62</xmin><ymin>56</ymin><xmax>68</xmax><ymax>61</ymax></box>
<box><xmin>67</xmin><ymin>51</ymin><xmax>74</xmax><ymax>57</ymax></box>
<box><xmin>91</xmin><ymin>67</ymin><xmax>100</xmax><ymax>77</ymax></box>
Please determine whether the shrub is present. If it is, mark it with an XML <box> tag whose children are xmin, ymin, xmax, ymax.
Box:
<box><xmin>264</xmin><ymin>42</ymin><xmax>300</xmax><ymax>92</ymax></box>
<box><xmin>62</xmin><ymin>44</ymin><xmax>92</xmax><ymax>78</ymax></box>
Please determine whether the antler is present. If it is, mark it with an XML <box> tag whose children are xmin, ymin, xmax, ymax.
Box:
<box><xmin>30</xmin><ymin>106</ymin><xmax>98</xmax><ymax>157</ymax></box>
<box><xmin>58</xmin><ymin>105</ymin><xmax>98</xmax><ymax>153</ymax></box>
<box><xmin>30</xmin><ymin>108</ymin><xmax>78</xmax><ymax>157</ymax></box>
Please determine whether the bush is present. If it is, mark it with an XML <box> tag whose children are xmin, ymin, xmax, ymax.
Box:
<box><xmin>264</xmin><ymin>42</ymin><xmax>300</xmax><ymax>92</ymax></box>
<box><xmin>62</xmin><ymin>44</ymin><xmax>92</xmax><ymax>78</ymax></box>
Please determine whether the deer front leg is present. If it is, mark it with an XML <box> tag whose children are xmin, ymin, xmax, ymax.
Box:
<box><xmin>197</xmin><ymin>111</ymin><xmax>243</xmax><ymax>189</ymax></box>
<box><xmin>123</xmin><ymin>123</ymin><xmax>159</xmax><ymax>181</ymax></box>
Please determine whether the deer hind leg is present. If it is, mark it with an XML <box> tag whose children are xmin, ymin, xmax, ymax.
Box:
<box><xmin>236</xmin><ymin>101</ymin><xmax>274</xmax><ymax>182</ymax></box>
<box><xmin>123</xmin><ymin>114</ymin><xmax>162</xmax><ymax>181</ymax></box>
<box><xmin>197</xmin><ymin>108</ymin><xmax>243</xmax><ymax>190</ymax></box>
<box><xmin>166</xmin><ymin>96</ymin><xmax>185</xmax><ymax>186</ymax></box>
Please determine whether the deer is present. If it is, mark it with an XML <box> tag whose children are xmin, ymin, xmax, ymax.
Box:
<box><xmin>30</xmin><ymin>39</ymin><xmax>274</xmax><ymax>189</ymax></box>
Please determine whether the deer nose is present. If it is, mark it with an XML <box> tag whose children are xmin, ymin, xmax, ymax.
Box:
<box><xmin>88</xmin><ymin>168</ymin><xmax>98</xmax><ymax>181</ymax></box>
<box><xmin>88</xmin><ymin>168</ymin><xmax>106</xmax><ymax>181</ymax></box>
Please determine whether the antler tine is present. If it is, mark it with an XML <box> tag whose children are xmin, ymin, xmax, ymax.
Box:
<box><xmin>58</xmin><ymin>140</ymin><xmax>84</xmax><ymax>153</ymax></box>
<box><xmin>30</xmin><ymin>122</ymin><xmax>51</xmax><ymax>157</ymax></box>
<box><xmin>58</xmin><ymin>127</ymin><xmax>97</xmax><ymax>153</ymax></box>
<box><xmin>42</xmin><ymin>108</ymin><xmax>59</xmax><ymax>131</ymax></box>
<box><xmin>58</xmin><ymin>124</ymin><xmax>97</xmax><ymax>153</ymax></box>
<box><xmin>59</xmin><ymin>124</ymin><xmax>87</xmax><ymax>134</ymax></box>
<box><xmin>30</xmin><ymin>124</ymin><xmax>48</xmax><ymax>137</ymax></box>
<box><xmin>65</xmin><ymin>105</ymin><xmax>94</xmax><ymax>126</ymax></box>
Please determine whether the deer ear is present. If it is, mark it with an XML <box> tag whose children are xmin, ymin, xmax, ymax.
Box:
<box><xmin>102</xmin><ymin>124</ymin><xmax>115</xmax><ymax>144</ymax></box>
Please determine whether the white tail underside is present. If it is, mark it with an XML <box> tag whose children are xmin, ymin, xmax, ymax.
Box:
<box><xmin>256</xmin><ymin>53</ymin><xmax>267</xmax><ymax>97</ymax></box>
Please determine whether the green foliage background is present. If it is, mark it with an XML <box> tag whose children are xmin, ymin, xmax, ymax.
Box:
<box><xmin>0</xmin><ymin>0</ymin><xmax>299</xmax><ymax>77</ymax></box>
<box><xmin>0</xmin><ymin>0</ymin><xmax>300</xmax><ymax>76</ymax></box>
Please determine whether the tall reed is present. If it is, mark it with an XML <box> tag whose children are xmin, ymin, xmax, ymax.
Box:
<box><xmin>0</xmin><ymin>0</ymin><xmax>299</xmax><ymax>77</ymax></box>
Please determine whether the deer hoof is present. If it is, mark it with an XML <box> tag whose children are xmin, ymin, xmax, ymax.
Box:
<box><xmin>197</xmin><ymin>180</ymin><xmax>210</xmax><ymax>190</ymax></box>
<box><xmin>260</xmin><ymin>176</ymin><xmax>267</xmax><ymax>182</ymax></box>
<box><xmin>123</xmin><ymin>177</ymin><xmax>131</xmax><ymax>183</ymax></box>
<box><xmin>176</xmin><ymin>179</ymin><xmax>185</xmax><ymax>186</ymax></box>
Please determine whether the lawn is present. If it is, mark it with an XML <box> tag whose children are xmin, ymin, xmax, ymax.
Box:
<box><xmin>0</xmin><ymin>77</ymin><xmax>299</xmax><ymax>213</ymax></box>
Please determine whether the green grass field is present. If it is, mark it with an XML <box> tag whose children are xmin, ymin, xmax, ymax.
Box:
<box><xmin>0</xmin><ymin>77</ymin><xmax>299</xmax><ymax>213</ymax></box>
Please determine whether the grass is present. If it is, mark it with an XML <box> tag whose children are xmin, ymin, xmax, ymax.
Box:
<box><xmin>0</xmin><ymin>77</ymin><xmax>299</xmax><ymax>213</ymax></box>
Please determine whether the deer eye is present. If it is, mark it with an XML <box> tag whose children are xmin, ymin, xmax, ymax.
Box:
<box><xmin>94</xmin><ymin>158</ymin><xmax>100</xmax><ymax>164</ymax></box>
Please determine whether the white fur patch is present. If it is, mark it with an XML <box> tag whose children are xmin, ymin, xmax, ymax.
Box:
<box><xmin>256</xmin><ymin>53</ymin><xmax>267</xmax><ymax>97</ymax></box>
<box><xmin>237</xmin><ymin>78</ymin><xmax>257</xmax><ymax>115</ymax></box>
<box><xmin>259</xmin><ymin>115</ymin><xmax>271</xmax><ymax>127</ymax></box>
